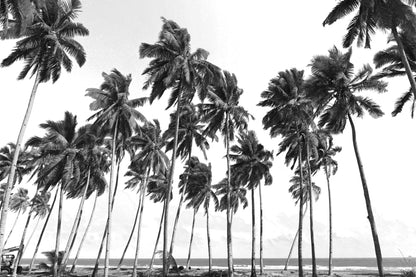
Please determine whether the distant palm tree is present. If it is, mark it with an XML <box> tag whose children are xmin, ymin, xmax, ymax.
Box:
<box><xmin>5</xmin><ymin>187</ymin><xmax>30</xmax><ymax>247</ymax></box>
<box><xmin>0</xmin><ymin>0</ymin><xmax>88</xmax><ymax>257</ymax></box>
<box><xmin>0</xmin><ymin>143</ymin><xmax>32</xmax><ymax>186</ymax></box>
<box><xmin>307</xmin><ymin>46</ymin><xmax>387</xmax><ymax>277</ymax></box>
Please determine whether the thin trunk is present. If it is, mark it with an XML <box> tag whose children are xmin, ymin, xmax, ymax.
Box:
<box><xmin>258</xmin><ymin>184</ymin><xmax>264</xmax><ymax>275</ymax></box>
<box><xmin>23</xmin><ymin>216</ymin><xmax>41</xmax><ymax>253</ymax></box>
<box><xmin>12</xmin><ymin>212</ymin><xmax>32</xmax><ymax>277</ymax></box>
<box><xmin>391</xmin><ymin>25</ymin><xmax>416</xmax><ymax>102</ymax></box>
<box><xmin>185</xmin><ymin>209</ymin><xmax>197</xmax><ymax>269</ymax></box>
<box><xmin>61</xmin><ymin>169</ymin><xmax>91</xmax><ymax>271</ymax></box>
<box><xmin>347</xmin><ymin>113</ymin><xmax>383</xmax><ymax>277</ymax></box>
<box><xmin>325</xmin><ymin>166</ymin><xmax>333</xmax><ymax>276</ymax></box>
<box><xmin>163</xmin><ymin>89</ymin><xmax>183</xmax><ymax>277</ymax></box>
<box><xmin>70</xmin><ymin>190</ymin><xmax>99</xmax><ymax>273</ymax></box>
<box><xmin>4</xmin><ymin>210</ymin><xmax>21</xmax><ymax>248</ymax></box>
<box><xmin>54</xmin><ymin>183</ymin><xmax>64</xmax><ymax>277</ymax></box>
<box><xmin>0</xmin><ymin>72</ymin><xmax>41</xmax><ymax>257</ymax></box>
<box><xmin>250</xmin><ymin>188</ymin><xmax>256</xmax><ymax>277</ymax></box>
<box><xmin>132</xmin><ymin>168</ymin><xmax>150</xmax><ymax>277</ymax></box>
<box><xmin>297</xmin><ymin>143</ymin><xmax>304</xmax><ymax>277</ymax></box>
<box><xmin>92</xmin><ymin>164</ymin><xmax>120</xmax><ymax>277</ymax></box>
<box><xmin>284</xmin><ymin>207</ymin><xmax>308</xmax><ymax>271</ymax></box>
<box><xmin>149</xmin><ymin>206</ymin><xmax>165</xmax><ymax>270</ymax></box>
<box><xmin>104</xmin><ymin>119</ymin><xmax>119</xmax><ymax>277</ymax></box>
<box><xmin>225</xmin><ymin>112</ymin><xmax>233</xmax><ymax>277</ymax></box>
<box><xmin>305</xmin><ymin>142</ymin><xmax>317</xmax><ymax>277</ymax></box>
<box><xmin>169</xmin><ymin>147</ymin><xmax>192</xmax><ymax>257</ymax></box>
<box><xmin>206</xmin><ymin>207</ymin><xmax>212</xmax><ymax>276</ymax></box>
<box><xmin>29</xmin><ymin>188</ymin><xmax>58</xmax><ymax>274</ymax></box>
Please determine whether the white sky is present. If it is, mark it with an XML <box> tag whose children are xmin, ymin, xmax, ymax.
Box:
<box><xmin>1</xmin><ymin>0</ymin><xmax>416</xmax><ymax>260</ymax></box>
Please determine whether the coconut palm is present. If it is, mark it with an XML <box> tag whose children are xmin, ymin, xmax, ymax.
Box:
<box><xmin>86</xmin><ymin>68</ymin><xmax>147</xmax><ymax>277</ymax></box>
<box><xmin>200</xmin><ymin>70</ymin><xmax>251</xmax><ymax>277</ymax></box>
<box><xmin>0</xmin><ymin>143</ymin><xmax>33</xmax><ymax>187</ymax></box>
<box><xmin>139</xmin><ymin>17</ymin><xmax>219</xmax><ymax>276</ymax></box>
<box><xmin>306</xmin><ymin>46</ymin><xmax>387</xmax><ymax>277</ymax></box>
<box><xmin>0</xmin><ymin>0</ymin><xmax>88</xmax><ymax>257</ymax></box>
<box><xmin>5</xmin><ymin>187</ymin><xmax>29</xmax><ymax>247</ymax></box>
<box><xmin>230</xmin><ymin>130</ymin><xmax>273</xmax><ymax>277</ymax></box>
<box><xmin>323</xmin><ymin>0</ymin><xmax>416</xmax><ymax>111</ymax></box>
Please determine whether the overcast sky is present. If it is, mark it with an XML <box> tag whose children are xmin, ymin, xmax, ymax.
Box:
<box><xmin>1</xmin><ymin>0</ymin><xmax>416</xmax><ymax>260</ymax></box>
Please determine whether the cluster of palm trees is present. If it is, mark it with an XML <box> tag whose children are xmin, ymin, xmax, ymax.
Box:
<box><xmin>0</xmin><ymin>1</ymin><xmax>416</xmax><ymax>277</ymax></box>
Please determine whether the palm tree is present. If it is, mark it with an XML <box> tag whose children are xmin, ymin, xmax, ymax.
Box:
<box><xmin>0</xmin><ymin>0</ymin><xmax>88</xmax><ymax>257</ymax></box>
<box><xmin>86</xmin><ymin>68</ymin><xmax>147</xmax><ymax>277</ymax></box>
<box><xmin>323</xmin><ymin>0</ymin><xmax>416</xmax><ymax>107</ymax></box>
<box><xmin>306</xmin><ymin>46</ymin><xmax>387</xmax><ymax>277</ymax></box>
<box><xmin>5</xmin><ymin>187</ymin><xmax>29</xmax><ymax>247</ymax></box>
<box><xmin>0</xmin><ymin>143</ymin><xmax>32</xmax><ymax>187</ymax></box>
<box><xmin>139</xmin><ymin>17</ymin><xmax>218</xmax><ymax>276</ymax></box>
<box><xmin>258</xmin><ymin>68</ymin><xmax>314</xmax><ymax>277</ymax></box>
<box><xmin>230</xmin><ymin>130</ymin><xmax>273</xmax><ymax>277</ymax></box>
<box><xmin>200</xmin><ymin>70</ymin><xmax>251</xmax><ymax>277</ymax></box>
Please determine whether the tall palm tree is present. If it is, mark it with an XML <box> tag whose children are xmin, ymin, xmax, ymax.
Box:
<box><xmin>258</xmin><ymin>68</ymin><xmax>314</xmax><ymax>277</ymax></box>
<box><xmin>200</xmin><ymin>70</ymin><xmax>251</xmax><ymax>277</ymax></box>
<box><xmin>139</xmin><ymin>17</ymin><xmax>218</xmax><ymax>276</ymax></box>
<box><xmin>306</xmin><ymin>46</ymin><xmax>387</xmax><ymax>277</ymax></box>
<box><xmin>230</xmin><ymin>130</ymin><xmax>273</xmax><ymax>277</ymax></box>
<box><xmin>86</xmin><ymin>68</ymin><xmax>147</xmax><ymax>277</ymax></box>
<box><xmin>323</xmin><ymin>0</ymin><xmax>416</xmax><ymax>106</ymax></box>
<box><xmin>0</xmin><ymin>0</ymin><xmax>88</xmax><ymax>257</ymax></box>
<box><xmin>5</xmin><ymin>187</ymin><xmax>29</xmax><ymax>247</ymax></box>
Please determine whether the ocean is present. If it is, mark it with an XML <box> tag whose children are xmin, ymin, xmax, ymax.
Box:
<box><xmin>20</xmin><ymin>257</ymin><xmax>416</xmax><ymax>272</ymax></box>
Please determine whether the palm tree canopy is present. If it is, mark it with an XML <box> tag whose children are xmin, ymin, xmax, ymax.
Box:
<box><xmin>311</xmin><ymin>132</ymin><xmax>342</xmax><ymax>177</ymax></box>
<box><xmin>0</xmin><ymin>143</ymin><xmax>33</xmax><ymax>185</ymax></box>
<box><xmin>146</xmin><ymin>169</ymin><xmax>172</xmax><ymax>203</ymax></box>
<box><xmin>289</xmin><ymin>168</ymin><xmax>321</xmax><ymax>206</ymax></box>
<box><xmin>1</xmin><ymin>0</ymin><xmax>89</xmax><ymax>83</ymax></box>
<box><xmin>9</xmin><ymin>187</ymin><xmax>29</xmax><ymax>213</ymax></box>
<box><xmin>30</xmin><ymin>190</ymin><xmax>50</xmax><ymax>218</ymax></box>
<box><xmin>213</xmin><ymin>174</ymin><xmax>248</xmax><ymax>214</ymax></box>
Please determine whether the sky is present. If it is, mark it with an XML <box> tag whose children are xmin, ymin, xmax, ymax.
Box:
<box><xmin>1</xmin><ymin>0</ymin><xmax>416</xmax><ymax>261</ymax></box>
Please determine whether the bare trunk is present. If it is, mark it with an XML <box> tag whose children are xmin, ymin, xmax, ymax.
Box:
<box><xmin>0</xmin><ymin>72</ymin><xmax>41</xmax><ymax>257</ymax></box>
<box><xmin>325</xmin><ymin>166</ymin><xmax>333</xmax><ymax>276</ymax></box>
<box><xmin>149</xmin><ymin>206</ymin><xmax>165</xmax><ymax>270</ymax></box>
<box><xmin>185</xmin><ymin>209</ymin><xmax>197</xmax><ymax>269</ymax></box>
<box><xmin>297</xmin><ymin>143</ymin><xmax>304</xmax><ymax>277</ymax></box>
<box><xmin>206</xmin><ymin>207</ymin><xmax>212</xmax><ymax>276</ymax></box>
<box><xmin>23</xmin><ymin>216</ymin><xmax>41</xmax><ymax>253</ymax></box>
<box><xmin>225</xmin><ymin>112</ymin><xmax>233</xmax><ymax>277</ymax></box>
<box><xmin>4</xmin><ymin>210</ymin><xmax>21</xmax><ymax>248</ymax></box>
<box><xmin>284</xmin><ymin>207</ymin><xmax>307</xmax><ymax>271</ymax></box>
<box><xmin>258</xmin><ymin>184</ymin><xmax>264</xmax><ymax>275</ymax></box>
<box><xmin>29</xmin><ymin>188</ymin><xmax>58</xmax><ymax>273</ymax></box>
<box><xmin>12</xmin><ymin>212</ymin><xmax>32</xmax><ymax>277</ymax></box>
<box><xmin>70</xmin><ymin>190</ymin><xmax>99</xmax><ymax>273</ymax></box>
<box><xmin>250</xmin><ymin>188</ymin><xmax>256</xmax><ymax>277</ymax></box>
<box><xmin>347</xmin><ymin>113</ymin><xmax>383</xmax><ymax>277</ymax></box>
<box><xmin>54</xmin><ymin>183</ymin><xmax>64</xmax><ymax>277</ymax></box>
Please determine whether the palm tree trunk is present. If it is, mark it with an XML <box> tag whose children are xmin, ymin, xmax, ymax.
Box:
<box><xmin>0</xmin><ymin>71</ymin><xmax>41</xmax><ymax>257</ymax></box>
<box><xmin>12</xmin><ymin>211</ymin><xmax>32</xmax><ymax>277</ymax></box>
<box><xmin>105</xmin><ymin>119</ymin><xmax>119</xmax><ymax>277</ymax></box>
<box><xmin>70</xmin><ymin>190</ymin><xmax>99</xmax><ymax>273</ymax></box>
<box><xmin>169</xmin><ymin>147</ymin><xmax>192</xmax><ymax>257</ymax></box>
<box><xmin>54</xmin><ymin>182</ymin><xmax>64</xmax><ymax>277</ymax></box>
<box><xmin>149</xmin><ymin>206</ymin><xmax>165</xmax><ymax>270</ymax></box>
<box><xmin>163</xmin><ymin>89</ymin><xmax>183</xmax><ymax>277</ymax></box>
<box><xmin>24</xmin><ymin>216</ymin><xmax>41</xmax><ymax>253</ymax></box>
<box><xmin>284</xmin><ymin>206</ymin><xmax>308</xmax><ymax>271</ymax></box>
<box><xmin>29</xmin><ymin>188</ymin><xmax>58</xmax><ymax>274</ymax></box>
<box><xmin>391</xmin><ymin>25</ymin><xmax>416</xmax><ymax>101</ymax></box>
<box><xmin>258</xmin><ymin>184</ymin><xmax>264</xmax><ymax>275</ymax></box>
<box><xmin>225</xmin><ymin>112</ymin><xmax>234</xmax><ymax>277</ymax></box>
<box><xmin>305</xmin><ymin>142</ymin><xmax>317</xmax><ymax>277</ymax></box>
<box><xmin>61</xmin><ymin>169</ymin><xmax>91</xmax><ymax>271</ymax></box>
<box><xmin>4</xmin><ymin>210</ymin><xmax>21</xmax><ymax>247</ymax></box>
<box><xmin>92</xmin><ymin>164</ymin><xmax>120</xmax><ymax>277</ymax></box>
<box><xmin>185</xmin><ymin>209</ymin><xmax>197</xmax><ymax>269</ymax></box>
<box><xmin>297</xmin><ymin>143</ymin><xmax>304</xmax><ymax>277</ymax></box>
<box><xmin>250</xmin><ymin>188</ymin><xmax>256</xmax><ymax>277</ymax></box>
<box><xmin>325</xmin><ymin>166</ymin><xmax>333</xmax><ymax>276</ymax></box>
<box><xmin>132</xmin><ymin>169</ymin><xmax>150</xmax><ymax>277</ymax></box>
<box><xmin>117</xmin><ymin>201</ymin><xmax>141</xmax><ymax>270</ymax></box>
<box><xmin>206</xmin><ymin>206</ymin><xmax>212</xmax><ymax>276</ymax></box>
<box><xmin>347</xmin><ymin>113</ymin><xmax>383</xmax><ymax>277</ymax></box>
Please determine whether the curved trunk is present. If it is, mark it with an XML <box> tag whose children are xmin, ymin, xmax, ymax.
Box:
<box><xmin>12</xmin><ymin>211</ymin><xmax>32</xmax><ymax>277</ymax></box>
<box><xmin>61</xmin><ymin>169</ymin><xmax>91</xmax><ymax>271</ymax></box>
<box><xmin>70</xmin><ymin>190</ymin><xmax>99</xmax><ymax>273</ymax></box>
<box><xmin>325</xmin><ymin>166</ymin><xmax>333</xmax><ymax>276</ymax></box>
<box><xmin>391</xmin><ymin>25</ymin><xmax>416</xmax><ymax>103</ymax></box>
<box><xmin>4</xmin><ymin>210</ymin><xmax>21</xmax><ymax>248</ymax></box>
<box><xmin>185</xmin><ymin>209</ymin><xmax>197</xmax><ymax>269</ymax></box>
<box><xmin>284</xmin><ymin>206</ymin><xmax>307</xmax><ymax>271</ymax></box>
<box><xmin>347</xmin><ymin>113</ymin><xmax>383</xmax><ymax>277</ymax></box>
<box><xmin>297</xmin><ymin>143</ymin><xmax>304</xmax><ymax>277</ymax></box>
<box><xmin>305</xmin><ymin>142</ymin><xmax>317</xmax><ymax>277</ymax></box>
<box><xmin>0</xmin><ymin>72</ymin><xmax>41</xmax><ymax>257</ymax></box>
<box><xmin>132</xmin><ymin>168</ymin><xmax>150</xmax><ymax>277</ymax></box>
<box><xmin>29</xmin><ymin>188</ymin><xmax>58</xmax><ymax>273</ymax></box>
<box><xmin>258</xmin><ymin>184</ymin><xmax>264</xmax><ymax>275</ymax></box>
<box><xmin>149</xmin><ymin>206</ymin><xmax>165</xmax><ymax>270</ymax></box>
<box><xmin>163</xmin><ymin>89</ymin><xmax>183</xmax><ymax>277</ymax></box>
<box><xmin>54</xmin><ymin>183</ymin><xmax>64</xmax><ymax>277</ymax></box>
<box><xmin>225</xmin><ymin>112</ymin><xmax>234</xmax><ymax>277</ymax></box>
<box><xmin>250</xmin><ymin>188</ymin><xmax>256</xmax><ymax>277</ymax></box>
<box><xmin>206</xmin><ymin>206</ymin><xmax>212</xmax><ymax>276</ymax></box>
<box><xmin>104</xmin><ymin>119</ymin><xmax>119</xmax><ymax>277</ymax></box>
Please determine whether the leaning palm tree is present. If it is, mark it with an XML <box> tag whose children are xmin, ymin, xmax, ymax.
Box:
<box><xmin>0</xmin><ymin>143</ymin><xmax>32</xmax><ymax>187</ymax></box>
<box><xmin>139</xmin><ymin>17</ymin><xmax>219</xmax><ymax>276</ymax></box>
<box><xmin>0</xmin><ymin>0</ymin><xmax>88</xmax><ymax>257</ymax></box>
<box><xmin>230</xmin><ymin>130</ymin><xmax>273</xmax><ymax>277</ymax></box>
<box><xmin>86</xmin><ymin>68</ymin><xmax>147</xmax><ymax>277</ymax></box>
<box><xmin>5</xmin><ymin>187</ymin><xmax>29</xmax><ymax>247</ymax></box>
<box><xmin>200</xmin><ymin>70</ymin><xmax>251</xmax><ymax>277</ymax></box>
<box><xmin>306</xmin><ymin>46</ymin><xmax>387</xmax><ymax>277</ymax></box>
